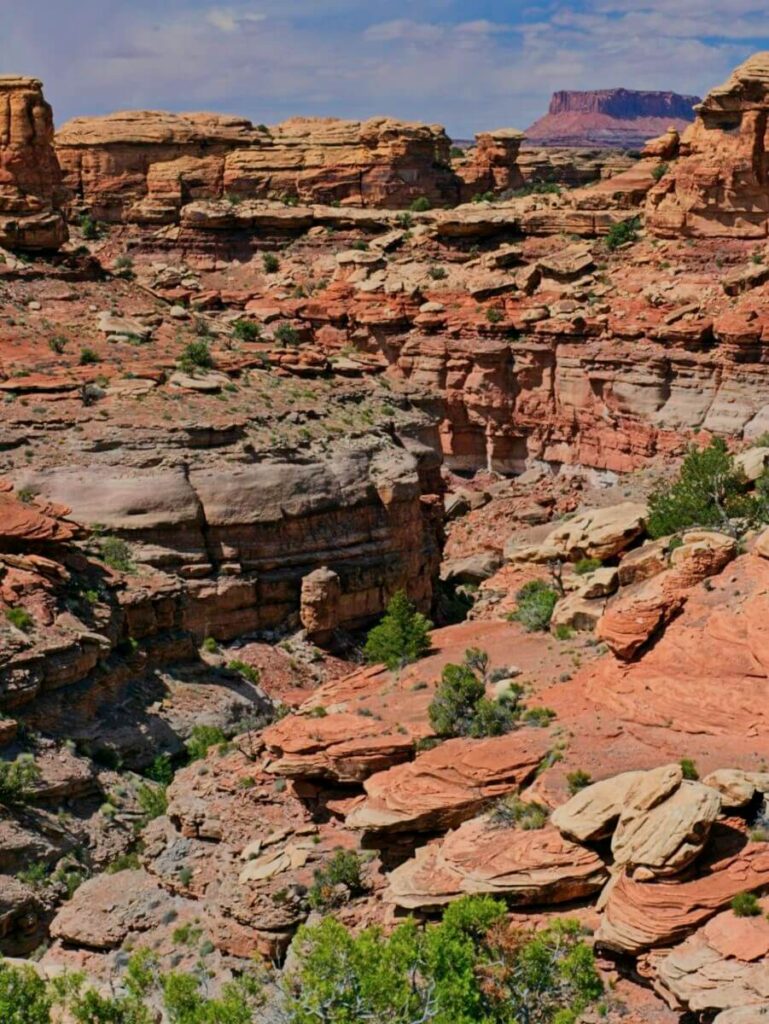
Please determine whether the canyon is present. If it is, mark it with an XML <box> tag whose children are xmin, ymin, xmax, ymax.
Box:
<box><xmin>4</xmin><ymin>49</ymin><xmax>769</xmax><ymax>1024</ymax></box>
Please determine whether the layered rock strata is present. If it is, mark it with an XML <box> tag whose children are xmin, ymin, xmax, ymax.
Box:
<box><xmin>647</xmin><ymin>52</ymin><xmax>769</xmax><ymax>238</ymax></box>
<box><xmin>56</xmin><ymin>113</ymin><xmax>523</xmax><ymax>220</ymax></box>
<box><xmin>0</xmin><ymin>76</ymin><xmax>67</xmax><ymax>250</ymax></box>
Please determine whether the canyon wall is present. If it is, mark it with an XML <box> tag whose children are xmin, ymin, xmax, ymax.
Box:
<box><xmin>0</xmin><ymin>76</ymin><xmax>67</xmax><ymax>250</ymax></box>
<box><xmin>526</xmin><ymin>88</ymin><xmax>699</xmax><ymax>148</ymax></box>
<box><xmin>56</xmin><ymin>113</ymin><xmax>524</xmax><ymax>220</ymax></box>
<box><xmin>647</xmin><ymin>52</ymin><xmax>769</xmax><ymax>238</ymax></box>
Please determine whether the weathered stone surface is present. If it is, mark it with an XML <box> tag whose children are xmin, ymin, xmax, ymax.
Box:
<box><xmin>654</xmin><ymin>899</ymin><xmax>769</xmax><ymax>1016</ymax></box>
<box><xmin>386</xmin><ymin>816</ymin><xmax>607</xmax><ymax>909</ymax></box>
<box><xmin>56</xmin><ymin>111</ymin><xmax>504</xmax><ymax>219</ymax></box>
<box><xmin>597</xmin><ymin>824</ymin><xmax>769</xmax><ymax>954</ymax></box>
<box><xmin>506</xmin><ymin>503</ymin><xmax>647</xmax><ymax>563</ymax></box>
<box><xmin>597</xmin><ymin>531</ymin><xmax>736</xmax><ymax>659</ymax></box>
<box><xmin>347</xmin><ymin>729</ymin><xmax>552</xmax><ymax>834</ymax></box>
<box><xmin>647</xmin><ymin>53</ymin><xmax>769</xmax><ymax>238</ymax></box>
<box><xmin>0</xmin><ymin>77</ymin><xmax>67</xmax><ymax>250</ymax></box>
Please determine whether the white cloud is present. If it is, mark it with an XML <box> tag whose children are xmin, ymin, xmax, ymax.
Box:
<box><xmin>206</xmin><ymin>6</ymin><xmax>266</xmax><ymax>32</ymax></box>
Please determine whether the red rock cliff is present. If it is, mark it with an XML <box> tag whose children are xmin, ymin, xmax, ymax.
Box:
<box><xmin>0</xmin><ymin>76</ymin><xmax>67</xmax><ymax>250</ymax></box>
<box><xmin>526</xmin><ymin>88</ymin><xmax>699</xmax><ymax>148</ymax></box>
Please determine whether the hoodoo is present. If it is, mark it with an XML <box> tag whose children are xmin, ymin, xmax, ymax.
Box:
<box><xmin>0</xmin><ymin>76</ymin><xmax>67</xmax><ymax>250</ymax></box>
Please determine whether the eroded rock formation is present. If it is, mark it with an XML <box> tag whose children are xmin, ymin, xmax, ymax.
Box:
<box><xmin>527</xmin><ymin>88</ymin><xmax>700</xmax><ymax>148</ymax></box>
<box><xmin>0</xmin><ymin>76</ymin><xmax>67</xmax><ymax>250</ymax></box>
<box><xmin>648</xmin><ymin>52</ymin><xmax>769</xmax><ymax>238</ymax></box>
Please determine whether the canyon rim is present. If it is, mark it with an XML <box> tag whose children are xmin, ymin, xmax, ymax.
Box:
<box><xmin>4</xmin><ymin>6</ymin><xmax>769</xmax><ymax>1023</ymax></box>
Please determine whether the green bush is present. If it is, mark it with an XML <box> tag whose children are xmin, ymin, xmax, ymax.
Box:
<box><xmin>144</xmin><ymin>753</ymin><xmax>174</xmax><ymax>786</ymax></box>
<box><xmin>680</xmin><ymin>758</ymin><xmax>699</xmax><ymax>781</ymax></box>
<box><xmin>428</xmin><ymin>649</ymin><xmax>522</xmax><ymax>739</ymax></box>
<box><xmin>732</xmin><ymin>891</ymin><xmax>761</xmax><ymax>917</ymax></box>
<box><xmin>227</xmin><ymin>659</ymin><xmax>261</xmax><ymax>684</ymax></box>
<box><xmin>274</xmin><ymin>322</ymin><xmax>299</xmax><ymax>346</ymax></box>
<box><xmin>486</xmin><ymin>307</ymin><xmax>503</xmax><ymax>323</ymax></box>
<box><xmin>308</xmin><ymin>848</ymin><xmax>365</xmax><ymax>910</ymax></box>
<box><xmin>510</xmin><ymin>580</ymin><xmax>558</xmax><ymax>632</ymax></box>
<box><xmin>263</xmin><ymin>252</ymin><xmax>280</xmax><ymax>274</ymax></box>
<box><xmin>186</xmin><ymin>724</ymin><xmax>227</xmax><ymax>761</ymax></box>
<box><xmin>48</xmin><ymin>335</ymin><xmax>68</xmax><ymax>354</ymax></box>
<box><xmin>605</xmin><ymin>216</ymin><xmax>641</xmax><ymax>251</ymax></box>
<box><xmin>567</xmin><ymin>769</ymin><xmax>592</xmax><ymax>794</ymax></box>
<box><xmin>0</xmin><ymin>958</ymin><xmax>52</xmax><ymax>1023</ymax></box>
<box><xmin>647</xmin><ymin>438</ymin><xmax>756</xmax><ymax>538</ymax></box>
<box><xmin>136</xmin><ymin>782</ymin><xmax>167</xmax><ymax>822</ymax></box>
<box><xmin>99</xmin><ymin>536</ymin><xmax>134</xmax><ymax>572</ymax></box>
<box><xmin>489</xmin><ymin>794</ymin><xmax>547</xmax><ymax>830</ymax></box>
<box><xmin>78</xmin><ymin>214</ymin><xmax>101</xmax><ymax>241</ymax></box>
<box><xmin>409</xmin><ymin>196</ymin><xmax>432</xmax><ymax>212</ymax></box>
<box><xmin>652</xmin><ymin>162</ymin><xmax>670</xmax><ymax>182</ymax></box>
<box><xmin>232</xmin><ymin>318</ymin><xmax>261</xmax><ymax>342</ymax></box>
<box><xmin>283</xmin><ymin>896</ymin><xmax>601</xmax><ymax>1024</ymax></box>
<box><xmin>574</xmin><ymin>557</ymin><xmax>602</xmax><ymax>575</ymax></box>
<box><xmin>5</xmin><ymin>606</ymin><xmax>33</xmax><ymax>632</ymax></box>
<box><xmin>428</xmin><ymin>265</ymin><xmax>448</xmax><ymax>280</ymax></box>
<box><xmin>178</xmin><ymin>339</ymin><xmax>213</xmax><ymax>372</ymax></box>
<box><xmin>79</xmin><ymin>347</ymin><xmax>100</xmax><ymax>365</ymax></box>
<box><xmin>364</xmin><ymin>590</ymin><xmax>432</xmax><ymax>671</ymax></box>
<box><xmin>0</xmin><ymin>755</ymin><xmax>40</xmax><ymax>805</ymax></box>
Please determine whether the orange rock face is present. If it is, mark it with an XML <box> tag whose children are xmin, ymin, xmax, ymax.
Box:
<box><xmin>0</xmin><ymin>76</ymin><xmax>67</xmax><ymax>250</ymax></box>
<box><xmin>56</xmin><ymin>112</ymin><xmax>501</xmax><ymax>220</ymax></box>
<box><xmin>647</xmin><ymin>53</ymin><xmax>769</xmax><ymax>238</ymax></box>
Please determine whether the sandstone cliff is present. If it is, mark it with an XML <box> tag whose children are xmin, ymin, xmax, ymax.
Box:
<box><xmin>647</xmin><ymin>52</ymin><xmax>769</xmax><ymax>238</ymax></box>
<box><xmin>526</xmin><ymin>88</ymin><xmax>699</xmax><ymax>148</ymax></box>
<box><xmin>56</xmin><ymin>112</ymin><xmax>517</xmax><ymax>220</ymax></box>
<box><xmin>0</xmin><ymin>76</ymin><xmax>67</xmax><ymax>250</ymax></box>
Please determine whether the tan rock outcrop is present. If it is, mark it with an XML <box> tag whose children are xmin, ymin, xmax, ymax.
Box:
<box><xmin>346</xmin><ymin>729</ymin><xmax>552</xmax><ymax>834</ymax></box>
<box><xmin>56</xmin><ymin>111</ymin><xmax>479</xmax><ymax>219</ymax></box>
<box><xmin>386</xmin><ymin>816</ymin><xmax>607</xmax><ymax>910</ymax></box>
<box><xmin>0</xmin><ymin>76</ymin><xmax>67</xmax><ymax>250</ymax></box>
<box><xmin>647</xmin><ymin>53</ymin><xmax>769</xmax><ymax>238</ymax></box>
<box><xmin>505</xmin><ymin>502</ymin><xmax>647</xmax><ymax>563</ymax></box>
<box><xmin>457</xmin><ymin>129</ymin><xmax>524</xmax><ymax>200</ymax></box>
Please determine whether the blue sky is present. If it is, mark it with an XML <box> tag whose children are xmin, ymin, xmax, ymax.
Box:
<box><xmin>2</xmin><ymin>0</ymin><xmax>767</xmax><ymax>135</ymax></box>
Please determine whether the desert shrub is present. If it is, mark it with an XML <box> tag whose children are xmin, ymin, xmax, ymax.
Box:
<box><xmin>428</xmin><ymin>265</ymin><xmax>448</xmax><ymax>280</ymax></box>
<box><xmin>486</xmin><ymin>307</ymin><xmax>503</xmax><ymax>323</ymax></box>
<box><xmin>114</xmin><ymin>254</ymin><xmax>135</xmax><ymax>279</ymax></box>
<box><xmin>5</xmin><ymin>606</ymin><xmax>33</xmax><ymax>632</ymax></box>
<box><xmin>396</xmin><ymin>212</ymin><xmax>414</xmax><ymax>229</ymax></box>
<box><xmin>574</xmin><ymin>557</ymin><xmax>602</xmax><ymax>575</ymax></box>
<box><xmin>136</xmin><ymin>781</ymin><xmax>167</xmax><ymax>822</ymax></box>
<box><xmin>647</xmin><ymin>438</ymin><xmax>756</xmax><ymax>538</ymax></box>
<box><xmin>78</xmin><ymin>347</ymin><xmax>100</xmax><ymax>365</ymax></box>
<box><xmin>48</xmin><ymin>335</ymin><xmax>68</xmax><ymax>354</ymax></box>
<box><xmin>227</xmin><ymin>659</ymin><xmax>261</xmax><ymax>684</ymax></box>
<box><xmin>0</xmin><ymin>958</ymin><xmax>52</xmax><ymax>1023</ymax></box>
<box><xmin>489</xmin><ymin>794</ymin><xmax>548</xmax><ymax>830</ymax></box>
<box><xmin>510</xmin><ymin>580</ymin><xmax>558</xmax><ymax>632</ymax></box>
<box><xmin>605</xmin><ymin>216</ymin><xmax>641</xmax><ymax>250</ymax></box>
<box><xmin>202</xmin><ymin>636</ymin><xmax>218</xmax><ymax>653</ymax></box>
<box><xmin>308</xmin><ymin>849</ymin><xmax>365</xmax><ymax>910</ymax></box>
<box><xmin>263</xmin><ymin>252</ymin><xmax>280</xmax><ymax>273</ymax></box>
<box><xmin>178</xmin><ymin>339</ymin><xmax>213</xmax><ymax>372</ymax></box>
<box><xmin>144</xmin><ymin>753</ymin><xmax>174</xmax><ymax>786</ymax></box>
<box><xmin>680</xmin><ymin>758</ymin><xmax>699</xmax><ymax>780</ymax></box>
<box><xmin>232</xmin><ymin>319</ymin><xmax>261</xmax><ymax>342</ymax></box>
<box><xmin>99</xmin><ymin>536</ymin><xmax>134</xmax><ymax>572</ymax></box>
<box><xmin>0</xmin><ymin>754</ymin><xmax>40</xmax><ymax>805</ymax></box>
<box><xmin>567</xmin><ymin>769</ymin><xmax>592</xmax><ymax>794</ymax></box>
<box><xmin>282</xmin><ymin>896</ymin><xmax>602</xmax><ymax>1024</ymax></box>
<box><xmin>274</xmin><ymin>322</ymin><xmax>299</xmax><ymax>346</ymax></box>
<box><xmin>732</xmin><ymin>891</ymin><xmax>761</xmax><ymax>917</ymax></box>
<box><xmin>185</xmin><ymin>725</ymin><xmax>227</xmax><ymax>761</ymax></box>
<box><xmin>364</xmin><ymin>590</ymin><xmax>432</xmax><ymax>671</ymax></box>
<box><xmin>428</xmin><ymin>649</ymin><xmax>522</xmax><ymax>739</ymax></box>
<box><xmin>409</xmin><ymin>196</ymin><xmax>432</xmax><ymax>212</ymax></box>
<box><xmin>78</xmin><ymin>214</ymin><xmax>101</xmax><ymax>241</ymax></box>
<box><xmin>509</xmin><ymin>181</ymin><xmax>562</xmax><ymax>197</ymax></box>
<box><xmin>652</xmin><ymin>162</ymin><xmax>670</xmax><ymax>182</ymax></box>
<box><xmin>523</xmin><ymin>706</ymin><xmax>556</xmax><ymax>727</ymax></box>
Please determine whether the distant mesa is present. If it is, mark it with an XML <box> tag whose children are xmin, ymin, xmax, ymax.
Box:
<box><xmin>525</xmin><ymin>88</ymin><xmax>701</xmax><ymax>149</ymax></box>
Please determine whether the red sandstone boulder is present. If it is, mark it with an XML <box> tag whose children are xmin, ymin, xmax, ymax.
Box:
<box><xmin>386</xmin><ymin>815</ymin><xmax>607</xmax><ymax>910</ymax></box>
